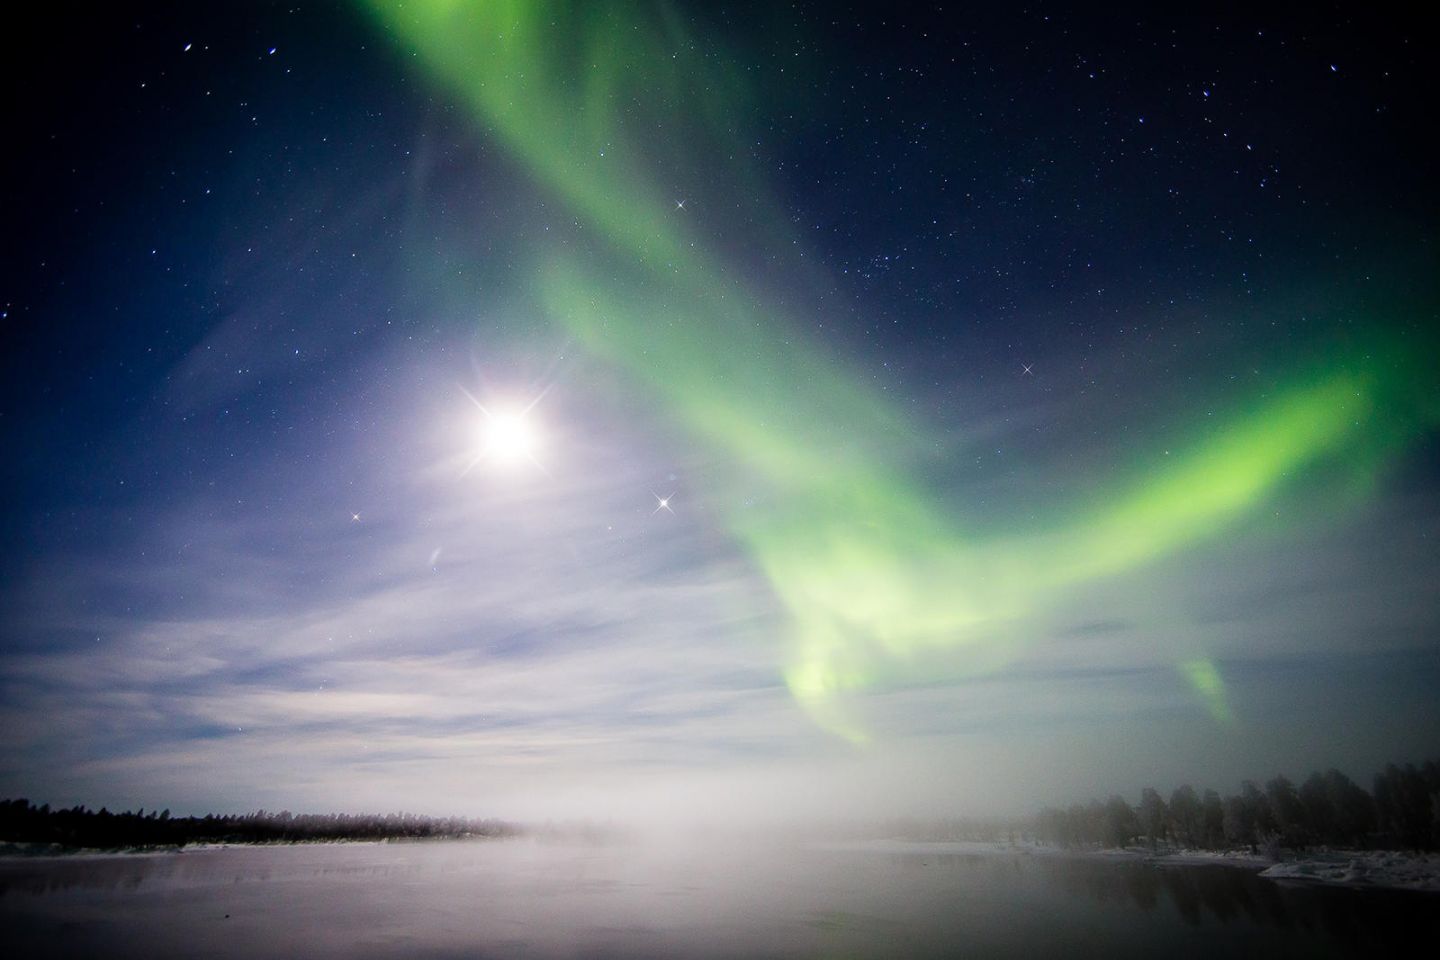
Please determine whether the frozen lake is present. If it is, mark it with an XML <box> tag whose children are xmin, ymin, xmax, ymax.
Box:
<box><xmin>2</xmin><ymin>839</ymin><xmax>1434</xmax><ymax>958</ymax></box>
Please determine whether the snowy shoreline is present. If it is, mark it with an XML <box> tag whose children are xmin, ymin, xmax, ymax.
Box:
<box><xmin>816</xmin><ymin>839</ymin><xmax>1440</xmax><ymax>893</ymax></box>
<box><xmin>0</xmin><ymin>836</ymin><xmax>456</xmax><ymax>860</ymax></box>
<box><xmin>5</xmin><ymin>835</ymin><xmax>1439</xmax><ymax>893</ymax></box>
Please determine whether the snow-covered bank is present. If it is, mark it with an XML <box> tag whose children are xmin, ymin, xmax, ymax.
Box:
<box><xmin>816</xmin><ymin>839</ymin><xmax>1440</xmax><ymax>892</ymax></box>
<box><xmin>1259</xmin><ymin>851</ymin><xmax>1440</xmax><ymax>892</ymax></box>
<box><xmin>8</xmin><ymin>834</ymin><xmax>1438</xmax><ymax>893</ymax></box>
<box><xmin>1139</xmin><ymin>846</ymin><xmax>1440</xmax><ymax>892</ymax></box>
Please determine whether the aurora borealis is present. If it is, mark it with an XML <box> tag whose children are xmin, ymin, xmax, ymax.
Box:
<box><xmin>1</xmin><ymin>2</ymin><xmax>1437</xmax><ymax>820</ymax></box>
<box><xmin>363</xmin><ymin>0</ymin><xmax>1438</xmax><ymax>741</ymax></box>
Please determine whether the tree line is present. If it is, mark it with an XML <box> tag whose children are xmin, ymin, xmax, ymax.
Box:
<box><xmin>0</xmin><ymin>800</ymin><xmax>520</xmax><ymax>850</ymax></box>
<box><xmin>1030</xmin><ymin>760</ymin><xmax>1440</xmax><ymax>854</ymax></box>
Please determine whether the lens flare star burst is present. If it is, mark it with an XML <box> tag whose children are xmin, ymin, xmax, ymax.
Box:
<box><xmin>461</xmin><ymin>387</ymin><xmax>549</xmax><ymax>475</ymax></box>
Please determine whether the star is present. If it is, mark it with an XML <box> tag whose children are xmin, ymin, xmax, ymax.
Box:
<box><xmin>351</xmin><ymin>512</ymin><xmax>361</xmax><ymax>522</ymax></box>
<box><xmin>652</xmin><ymin>491</ymin><xmax>675</xmax><ymax>515</ymax></box>
<box><xmin>1022</xmin><ymin>363</ymin><xmax>1034</xmax><ymax>375</ymax></box>
<box><xmin>675</xmin><ymin>199</ymin><xmax>686</xmax><ymax>210</ymax></box>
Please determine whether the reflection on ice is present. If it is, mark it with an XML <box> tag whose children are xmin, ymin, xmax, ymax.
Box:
<box><xmin>2</xmin><ymin>838</ymin><xmax>1435</xmax><ymax>959</ymax></box>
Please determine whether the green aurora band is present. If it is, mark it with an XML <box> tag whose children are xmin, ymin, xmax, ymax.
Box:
<box><xmin>363</xmin><ymin>0</ymin><xmax>1439</xmax><ymax>742</ymax></box>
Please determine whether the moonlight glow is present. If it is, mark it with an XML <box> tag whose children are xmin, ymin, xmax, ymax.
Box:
<box><xmin>462</xmin><ymin>387</ymin><xmax>547</xmax><ymax>474</ymax></box>
<box><xmin>480</xmin><ymin>408</ymin><xmax>540</xmax><ymax>468</ymax></box>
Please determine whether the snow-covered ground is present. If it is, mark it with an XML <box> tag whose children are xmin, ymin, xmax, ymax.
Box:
<box><xmin>815</xmin><ymin>839</ymin><xmax>1440</xmax><ymax>892</ymax></box>
<box><xmin>7</xmin><ymin>836</ymin><xmax>1439</xmax><ymax>893</ymax></box>
<box><xmin>1131</xmin><ymin>846</ymin><xmax>1440</xmax><ymax>892</ymax></box>
<box><xmin>1258</xmin><ymin>851</ymin><xmax>1440</xmax><ymax>892</ymax></box>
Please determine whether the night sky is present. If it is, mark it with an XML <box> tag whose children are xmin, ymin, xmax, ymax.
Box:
<box><xmin>2</xmin><ymin>1</ymin><xmax>1437</xmax><ymax>822</ymax></box>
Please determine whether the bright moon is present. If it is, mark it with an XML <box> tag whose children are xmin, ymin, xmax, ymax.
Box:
<box><xmin>480</xmin><ymin>408</ymin><xmax>540</xmax><ymax>468</ymax></box>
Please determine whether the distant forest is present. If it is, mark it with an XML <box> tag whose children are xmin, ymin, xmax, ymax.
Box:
<box><xmin>3</xmin><ymin>760</ymin><xmax>1438</xmax><ymax>854</ymax></box>
<box><xmin>1029</xmin><ymin>760</ymin><xmax>1440</xmax><ymax>853</ymax></box>
<box><xmin>0</xmin><ymin>801</ymin><xmax>519</xmax><ymax>850</ymax></box>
